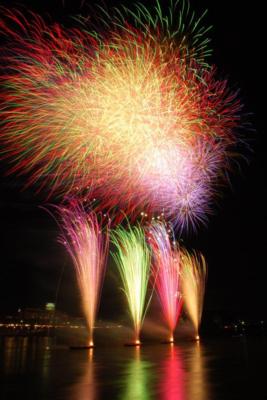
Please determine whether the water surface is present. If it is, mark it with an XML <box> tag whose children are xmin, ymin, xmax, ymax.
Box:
<box><xmin>0</xmin><ymin>335</ymin><xmax>265</xmax><ymax>399</ymax></box>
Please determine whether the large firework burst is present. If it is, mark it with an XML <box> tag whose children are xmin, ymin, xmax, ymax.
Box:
<box><xmin>0</xmin><ymin>2</ymin><xmax>241</xmax><ymax>230</ymax></box>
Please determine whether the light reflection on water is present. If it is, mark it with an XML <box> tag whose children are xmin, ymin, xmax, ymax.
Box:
<box><xmin>160</xmin><ymin>345</ymin><xmax>185</xmax><ymax>400</ymax></box>
<box><xmin>70</xmin><ymin>348</ymin><xmax>97</xmax><ymax>400</ymax></box>
<box><xmin>186</xmin><ymin>342</ymin><xmax>209</xmax><ymax>400</ymax></box>
<box><xmin>121</xmin><ymin>347</ymin><xmax>152</xmax><ymax>400</ymax></box>
<box><xmin>0</xmin><ymin>335</ymin><xmax>266</xmax><ymax>399</ymax></box>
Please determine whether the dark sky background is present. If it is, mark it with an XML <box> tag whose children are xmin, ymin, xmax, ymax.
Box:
<box><xmin>0</xmin><ymin>0</ymin><xmax>265</xmax><ymax>324</ymax></box>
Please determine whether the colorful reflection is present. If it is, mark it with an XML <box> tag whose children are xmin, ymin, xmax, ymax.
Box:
<box><xmin>186</xmin><ymin>343</ymin><xmax>210</xmax><ymax>400</ymax></box>
<box><xmin>160</xmin><ymin>345</ymin><xmax>185</xmax><ymax>400</ymax></box>
<box><xmin>159</xmin><ymin>343</ymin><xmax>211</xmax><ymax>400</ymax></box>
<box><xmin>2</xmin><ymin>336</ymin><xmax>42</xmax><ymax>375</ymax></box>
<box><xmin>121</xmin><ymin>347</ymin><xmax>153</xmax><ymax>400</ymax></box>
<box><xmin>69</xmin><ymin>349</ymin><xmax>97</xmax><ymax>400</ymax></box>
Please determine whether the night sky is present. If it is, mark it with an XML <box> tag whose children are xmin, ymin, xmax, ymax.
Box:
<box><xmin>0</xmin><ymin>0</ymin><xmax>265</xmax><ymax>324</ymax></box>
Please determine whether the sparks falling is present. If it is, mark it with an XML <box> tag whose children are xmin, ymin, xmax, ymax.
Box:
<box><xmin>111</xmin><ymin>225</ymin><xmax>151</xmax><ymax>344</ymax></box>
<box><xmin>56</xmin><ymin>201</ymin><xmax>109</xmax><ymax>346</ymax></box>
<box><xmin>181</xmin><ymin>249</ymin><xmax>207</xmax><ymax>339</ymax></box>
<box><xmin>148</xmin><ymin>223</ymin><xmax>183</xmax><ymax>342</ymax></box>
<box><xmin>0</xmin><ymin>2</ymin><xmax>242</xmax><ymax>231</ymax></box>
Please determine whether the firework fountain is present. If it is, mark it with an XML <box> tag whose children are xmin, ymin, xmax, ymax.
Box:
<box><xmin>55</xmin><ymin>202</ymin><xmax>109</xmax><ymax>347</ymax></box>
<box><xmin>111</xmin><ymin>225</ymin><xmax>151</xmax><ymax>345</ymax></box>
<box><xmin>181</xmin><ymin>249</ymin><xmax>207</xmax><ymax>340</ymax></box>
<box><xmin>147</xmin><ymin>223</ymin><xmax>183</xmax><ymax>343</ymax></box>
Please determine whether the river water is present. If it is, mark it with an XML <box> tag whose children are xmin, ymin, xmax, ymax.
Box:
<box><xmin>0</xmin><ymin>335</ymin><xmax>266</xmax><ymax>399</ymax></box>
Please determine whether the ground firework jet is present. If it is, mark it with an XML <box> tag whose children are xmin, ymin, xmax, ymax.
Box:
<box><xmin>148</xmin><ymin>223</ymin><xmax>183</xmax><ymax>343</ymax></box>
<box><xmin>181</xmin><ymin>250</ymin><xmax>207</xmax><ymax>340</ymax></box>
<box><xmin>56</xmin><ymin>202</ymin><xmax>109</xmax><ymax>347</ymax></box>
<box><xmin>0</xmin><ymin>1</ymin><xmax>242</xmax><ymax>231</ymax></box>
<box><xmin>111</xmin><ymin>226</ymin><xmax>151</xmax><ymax>345</ymax></box>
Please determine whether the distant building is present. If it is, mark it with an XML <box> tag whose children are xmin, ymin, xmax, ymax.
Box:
<box><xmin>20</xmin><ymin>306</ymin><xmax>68</xmax><ymax>325</ymax></box>
<box><xmin>45</xmin><ymin>303</ymin><xmax>55</xmax><ymax>312</ymax></box>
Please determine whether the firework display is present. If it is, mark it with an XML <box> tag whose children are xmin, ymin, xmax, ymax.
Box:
<box><xmin>0</xmin><ymin>2</ymin><xmax>241</xmax><ymax>230</ymax></box>
<box><xmin>181</xmin><ymin>249</ymin><xmax>207</xmax><ymax>339</ymax></box>
<box><xmin>0</xmin><ymin>0</ymin><xmax>246</xmax><ymax>343</ymax></box>
<box><xmin>147</xmin><ymin>223</ymin><xmax>183</xmax><ymax>342</ymax></box>
<box><xmin>56</xmin><ymin>201</ymin><xmax>109</xmax><ymax>346</ymax></box>
<box><xmin>111</xmin><ymin>225</ymin><xmax>151</xmax><ymax>344</ymax></box>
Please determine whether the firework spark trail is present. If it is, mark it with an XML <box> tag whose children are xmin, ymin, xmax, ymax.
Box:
<box><xmin>111</xmin><ymin>225</ymin><xmax>151</xmax><ymax>343</ymax></box>
<box><xmin>147</xmin><ymin>223</ymin><xmax>183</xmax><ymax>342</ymax></box>
<box><xmin>56</xmin><ymin>201</ymin><xmax>109</xmax><ymax>346</ymax></box>
<box><xmin>0</xmin><ymin>3</ymin><xmax>241</xmax><ymax>230</ymax></box>
<box><xmin>137</xmin><ymin>138</ymin><xmax>226</xmax><ymax>231</ymax></box>
<box><xmin>181</xmin><ymin>249</ymin><xmax>207</xmax><ymax>339</ymax></box>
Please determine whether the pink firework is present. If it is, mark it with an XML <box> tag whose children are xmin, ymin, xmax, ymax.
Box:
<box><xmin>56</xmin><ymin>201</ymin><xmax>109</xmax><ymax>346</ymax></box>
<box><xmin>147</xmin><ymin>223</ymin><xmax>183</xmax><ymax>342</ymax></box>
